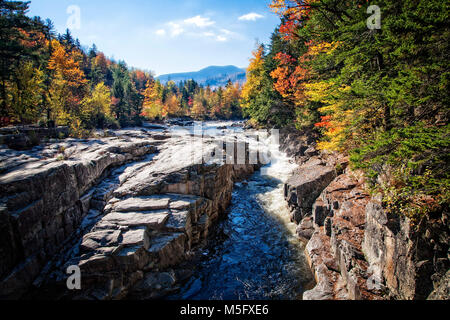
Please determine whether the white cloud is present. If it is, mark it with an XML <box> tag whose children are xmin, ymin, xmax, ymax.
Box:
<box><xmin>168</xmin><ymin>22</ymin><xmax>184</xmax><ymax>37</ymax></box>
<box><xmin>238</xmin><ymin>13</ymin><xmax>264</xmax><ymax>21</ymax></box>
<box><xmin>184</xmin><ymin>15</ymin><xmax>215</xmax><ymax>28</ymax></box>
<box><xmin>155</xmin><ymin>29</ymin><xmax>166</xmax><ymax>36</ymax></box>
<box><xmin>156</xmin><ymin>15</ymin><xmax>237</xmax><ymax>42</ymax></box>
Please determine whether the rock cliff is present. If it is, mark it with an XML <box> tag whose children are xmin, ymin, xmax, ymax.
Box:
<box><xmin>0</xmin><ymin>128</ymin><xmax>260</xmax><ymax>299</ymax></box>
<box><xmin>280</xmin><ymin>130</ymin><xmax>449</xmax><ymax>300</ymax></box>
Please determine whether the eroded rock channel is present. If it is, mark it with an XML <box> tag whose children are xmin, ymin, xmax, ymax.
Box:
<box><xmin>0</xmin><ymin>122</ymin><xmax>315</xmax><ymax>300</ymax></box>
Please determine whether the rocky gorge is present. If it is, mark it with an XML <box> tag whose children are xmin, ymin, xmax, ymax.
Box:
<box><xmin>0</xmin><ymin>122</ymin><xmax>448</xmax><ymax>300</ymax></box>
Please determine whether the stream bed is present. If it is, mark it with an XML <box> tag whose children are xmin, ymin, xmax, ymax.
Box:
<box><xmin>166</xmin><ymin>121</ymin><xmax>315</xmax><ymax>300</ymax></box>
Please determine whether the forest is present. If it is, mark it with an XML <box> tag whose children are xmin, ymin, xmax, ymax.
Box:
<box><xmin>241</xmin><ymin>0</ymin><xmax>449</xmax><ymax>220</ymax></box>
<box><xmin>0</xmin><ymin>0</ymin><xmax>449</xmax><ymax>220</ymax></box>
<box><xmin>0</xmin><ymin>0</ymin><xmax>242</xmax><ymax>137</ymax></box>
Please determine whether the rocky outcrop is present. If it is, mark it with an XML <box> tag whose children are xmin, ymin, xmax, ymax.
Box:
<box><xmin>279</xmin><ymin>127</ymin><xmax>317</xmax><ymax>156</ymax></box>
<box><xmin>282</xmin><ymin>131</ymin><xmax>449</xmax><ymax>301</ymax></box>
<box><xmin>284</xmin><ymin>159</ymin><xmax>336</xmax><ymax>224</ymax></box>
<box><xmin>0</xmin><ymin>133</ymin><xmax>160</xmax><ymax>299</ymax></box>
<box><xmin>363</xmin><ymin>197</ymin><xmax>449</xmax><ymax>300</ymax></box>
<box><xmin>303</xmin><ymin>173</ymin><xmax>383</xmax><ymax>300</ymax></box>
<box><xmin>0</xmin><ymin>128</ymin><xmax>260</xmax><ymax>300</ymax></box>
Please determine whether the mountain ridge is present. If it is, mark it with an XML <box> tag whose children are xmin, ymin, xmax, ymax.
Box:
<box><xmin>157</xmin><ymin>65</ymin><xmax>247</xmax><ymax>87</ymax></box>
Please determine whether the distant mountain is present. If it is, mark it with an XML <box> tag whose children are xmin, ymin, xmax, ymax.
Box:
<box><xmin>157</xmin><ymin>65</ymin><xmax>247</xmax><ymax>87</ymax></box>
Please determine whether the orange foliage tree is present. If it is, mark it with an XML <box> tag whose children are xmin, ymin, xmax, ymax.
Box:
<box><xmin>47</xmin><ymin>39</ymin><xmax>88</xmax><ymax>123</ymax></box>
<box><xmin>269</xmin><ymin>0</ymin><xmax>316</xmax><ymax>40</ymax></box>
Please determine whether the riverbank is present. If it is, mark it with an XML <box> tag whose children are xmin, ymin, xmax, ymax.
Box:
<box><xmin>0</xmin><ymin>123</ymin><xmax>261</xmax><ymax>299</ymax></box>
<box><xmin>279</xmin><ymin>127</ymin><xmax>449</xmax><ymax>300</ymax></box>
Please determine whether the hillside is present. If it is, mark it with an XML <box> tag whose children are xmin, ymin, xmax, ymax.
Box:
<box><xmin>157</xmin><ymin>65</ymin><xmax>246</xmax><ymax>87</ymax></box>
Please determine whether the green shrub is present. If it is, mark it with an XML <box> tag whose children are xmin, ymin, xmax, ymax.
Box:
<box><xmin>350</xmin><ymin>123</ymin><xmax>450</xmax><ymax>220</ymax></box>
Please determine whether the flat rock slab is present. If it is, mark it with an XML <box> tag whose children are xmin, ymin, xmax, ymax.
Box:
<box><xmin>81</xmin><ymin>230</ymin><xmax>121</xmax><ymax>252</ymax></box>
<box><xmin>285</xmin><ymin>165</ymin><xmax>336</xmax><ymax>211</ymax></box>
<box><xmin>148</xmin><ymin>233</ymin><xmax>186</xmax><ymax>254</ymax></box>
<box><xmin>165</xmin><ymin>211</ymin><xmax>190</xmax><ymax>231</ymax></box>
<box><xmin>121</xmin><ymin>227</ymin><xmax>150</xmax><ymax>250</ymax></box>
<box><xmin>114</xmin><ymin>197</ymin><xmax>171</xmax><ymax>212</ymax></box>
<box><xmin>170</xmin><ymin>200</ymin><xmax>195</xmax><ymax>210</ymax></box>
<box><xmin>103</xmin><ymin>211</ymin><xmax>169</xmax><ymax>229</ymax></box>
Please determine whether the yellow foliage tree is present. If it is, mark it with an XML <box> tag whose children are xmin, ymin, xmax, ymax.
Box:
<box><xmin>241</xmin><ymin>45</ymin><xmax>265</xmax><ymax>111</ymax></box>
<box><xmin>305</xmin><ymin>81</ymin><xmax>353</xmax><ymax>151</ymax></box>
<box><xmin>9</xmin><ymin>61</ymin><xmax>44</xmax><ymax>124</ymax></box>
<box><xmin>191</xmin><ymin>89</ymin><xmax>207</xmax><ymax>118</ymax></box>
<box><xmin>163</xmin><ymin>94</ymin><xmax>181</xmax><ymax>117</ymax></box>
<box><xmin>80</xmin><ymin>82</ymin><xmax>112</xmax><ymax>128</ymax></box>
<box><xmin>142</xmin><ymin>80</ymin><xmax>164</xmax><ymax>119</ymax></box>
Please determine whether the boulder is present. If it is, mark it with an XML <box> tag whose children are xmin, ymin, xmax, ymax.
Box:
<box><xmin>284</xmin><ymin>165</ymin><xmax>336</xmax><ymax>217</ymax></box>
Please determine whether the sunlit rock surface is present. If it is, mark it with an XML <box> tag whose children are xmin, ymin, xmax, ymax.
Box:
<box><xmin>0</xmin><ymin>125</ymin><xmax>259</xmax><ymax>299</ymax></box>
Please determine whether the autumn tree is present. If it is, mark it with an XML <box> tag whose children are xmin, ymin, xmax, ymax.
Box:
<box><xmin>162</xmin><ymin>94</ymin><xmax>181</xmax><ymax>117</ymax></box>
<box><xmin>191</xmin><ymin>88</ymin><xmax>208</xmax><ymax>119</ymax></box>
<box><xmin>264</xmin><ymin>0</ymin><xmax>450</xmax><ymax>218</ymax></box>
<box><xmin>8</xmin><ymin>61</ymin><xmax>44</xmax><ymax>123</ymax></box>
<box><xmin>241</xmin><ymin>45</ymin><xmax>267</xmax><ymax>122</ymax></box>
<box><xmin>0</xmin><ymin>1</ymin><xmax>51</xmax><ymax>122</ymax></box>
<box><xmin>142</xmin><ymin>80</ymin><xmax>164</xmax><ymax>120</ymax></box>
<box><xmin>47</xmin><ymin>39</ymin><xmax>88</xmax><ymax>124</ymax></box>
<box><xmin>80</xmin><ymin>82</ymin><xmax>113</xmax><ymax>128</ymax></box>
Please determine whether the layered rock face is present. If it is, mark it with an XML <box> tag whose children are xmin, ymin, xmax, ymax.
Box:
<box><xmin>281</xmin><ymin>131</ymin><xmax>449</xmax><ymax>300</ymax></box>
<box><xmin>0</xmin><ymin>128</ymin><xmax>259</xmax><ymax>300</ymax></box>
<box><xmin>302</xmin><ymin>173</ymin><xmax>382</xmax><ymax>300</ymax></box>
<box><xmin>363</xmin><ymin>198</ymin><xmax>449</xmax><ymax>300</ymax></box>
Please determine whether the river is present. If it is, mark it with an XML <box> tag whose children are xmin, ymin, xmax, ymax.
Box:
<box><xmin>161</xmin><ymin>121</ymin><xmax>314</xmax><ymax>300</ymax></box>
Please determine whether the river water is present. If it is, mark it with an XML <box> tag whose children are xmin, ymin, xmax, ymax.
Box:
<box><xmin>161</xmin><ymin>121</ymin><xmax>314</xmax><ymax>300</ymax></box>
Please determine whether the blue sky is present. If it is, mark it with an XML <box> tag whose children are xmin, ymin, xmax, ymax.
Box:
<box><xmin>28</xmin><ymin>0</ymin><xmax>280</xmax><ymax>76</ymax></box>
